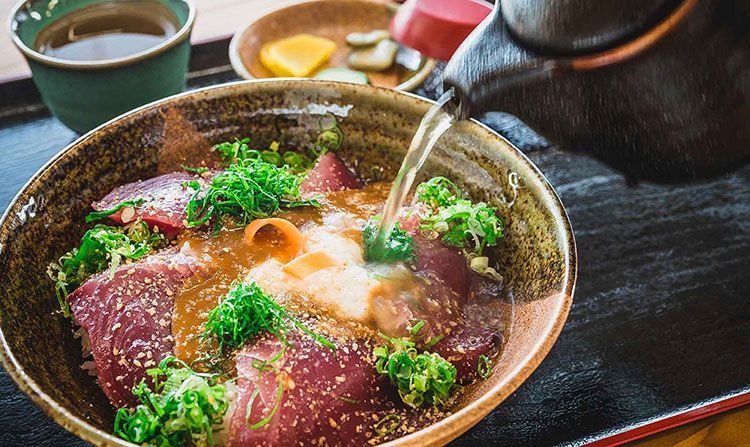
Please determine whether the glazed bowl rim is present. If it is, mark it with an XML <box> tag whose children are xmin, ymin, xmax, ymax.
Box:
<box><xmin>0</xmin><ymin>78</ymin><xmax>576</xmax><ymax>447</ymax></box>
<box><xmin>7</xmin><ymin>0</ymin><xmax>196</xmax><ymax>70</ymax></box>
<box><xmin>227</xmin><ymin>0</ymin><xmax>436</xmax><ymax>92</ymax></box>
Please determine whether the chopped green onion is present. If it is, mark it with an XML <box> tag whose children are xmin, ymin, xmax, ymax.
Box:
<box><xmin>377</xmin><ymin>332</ymin><xmax>416</xmax><ymax>347</ymax></box>
<box><xmin>113</xmin><ymin>356</ymin><xmax>228</xmax><ymax>447</ymax></box>
<box><xmin>85</xmin><ymin>199</ymin><xmax>145</xmax><ymax>223</ymax></box>
<box><xmin>415</xmin><ymin>176</ymin><xmax>503</xmax><ymax>256</ymax></box>
<box><xmin>246</xmin><ymin>376</ymin><xmax>283</xmax><ymax>429</ymax></box>
<box><xmin>374</xmin><ymin>346</ymin><xmax>457</xmax><ymax>408</ymax></box>
<box><xmin>408</xmin><ymin>319</ymin><xmax>430</xmax><ymax>338</ymax></box>
<box><xmin>478</xmin><ymin>354</ymin><xmax>492</xmax><ymax>379</ymax></box>
<box><xmin>47</xmin><ymin>221</ymin><xmax>167</xmax><ymax>314</ymax></box>
<box><xmin>373</xmin><ymin>414</ymin><xmax>402</xmax><ymax>437</ymax></box>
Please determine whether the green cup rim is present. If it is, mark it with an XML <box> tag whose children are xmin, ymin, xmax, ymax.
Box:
<box><xmin>7</xmin><ymin>0</ymin><xmax>196</xmax><ymax>70</ymax></box>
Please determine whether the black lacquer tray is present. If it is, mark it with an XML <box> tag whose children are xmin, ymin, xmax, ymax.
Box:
<box><xmin>1</xmin><ymin>39</ymin><xmax>749</xmax><ymax>447</ymax></box>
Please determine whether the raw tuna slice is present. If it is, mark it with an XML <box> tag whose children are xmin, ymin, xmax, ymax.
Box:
<box><xmin>300</xmin><ymin>153</ymin><xmax>362</xmax><ymax>194</ymax></box>
<box><xmin>67</xmin><ymin>249</ymin><xmax>206</xmax><ymax>408</ymax></box>
<box><xmin>397</xmin><ymin>206</ymin><xmax>472</xmax><ymax>299</ymax></box>
<box><xmin>432</xmin><ymin>326</ymin><xmax>499</xmax><ymax>382</ymax></box>
<box><xmin>229</xmin><ymin>335</ymin><xmax>392</xmax><ymax>447</ymax></box>
<box><xmin>92</xmin><ymin>172</ymin><xmax>212</xmax><ymax>238</ymax></box>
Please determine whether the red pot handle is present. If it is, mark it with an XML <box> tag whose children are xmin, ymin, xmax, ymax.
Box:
<box><xmin>390</xmin><ymin>0</ymin><xmax>493</xmax><ymax>61</ymax></box>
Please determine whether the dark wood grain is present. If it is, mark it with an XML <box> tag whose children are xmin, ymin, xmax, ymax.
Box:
<box><xmin>1</xmin><ymin>49</ymin><xmax>749</xmax><ymax>447</ymax></box>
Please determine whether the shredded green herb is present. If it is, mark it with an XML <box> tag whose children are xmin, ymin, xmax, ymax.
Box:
<box><xmin>373</xmin><ymin>414</ymin><xmax>402</xmax><ymax>437</ymax></box>
<box><xmin>362</xmin><ymin>217</ymin><xmax>416</xmax><ymax>264</ymax></box>
<box><xmin>374</xmin><ymin>345</ymin><xmax>457</xmax><ymax>408</ymax></box>
<box><xmin>185</xmin><ymin>158</ymin><xmax>318</xmax><ymax>233</ymax></box>
<box><xmin>47</xmin><ymin>221</ymin><xmax>167</xmax><ymax>315</ymax></box>
<box><xmin>415</xmin><ymin>176</ymin><xmax>503</xmax><ymax>256</ymax></box>
<box><xmin>113</xmin><ymin>356</ymin><xmax>228</xmax><ymax>447</ymax></box>
<box><xmin>85</xmin><ymin>199</ymin><xmax>145</xmax><ymax>223</ymax></box>
<box><xmin>478</xmin><ymin>354</ymin><xmax>492</xmax><ymax>379</ymax></box>
<box><xmin>245</xmin><ymin>376</ymin><xmax>283</xmax><ymax>429</ymax></box>
<box><xmin>199</xmin><ymin>282</ymin><xmax>335</xmax><ymax>360</ymax></box>
<box><xmin>377</xmin><ymin>332</ymin><xmax>416</xmax><ymax>347</ymax></box>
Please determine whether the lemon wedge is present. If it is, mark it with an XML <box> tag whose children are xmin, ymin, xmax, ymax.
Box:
<box><xmin>259</xmin><ymin>34</ymin><xmax>336</xmax><ymax>77</ymax></box>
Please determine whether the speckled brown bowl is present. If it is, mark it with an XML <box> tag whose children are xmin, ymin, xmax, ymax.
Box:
<box><xmin>0</xmin><ymin>79</ymin><xmax>576</xmax><ymax>446</ymax></box>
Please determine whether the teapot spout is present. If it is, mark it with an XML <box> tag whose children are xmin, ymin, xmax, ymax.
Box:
<box><xmin>443</xmin><ymin>5</ymin><xmax>558</xmax><ymax>118</ymax></box>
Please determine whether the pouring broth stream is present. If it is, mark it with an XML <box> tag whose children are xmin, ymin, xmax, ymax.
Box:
<box><xmin>370</xmin><ymin>89</ymin><xmax>459</xmax><ymax>257</ymax></box>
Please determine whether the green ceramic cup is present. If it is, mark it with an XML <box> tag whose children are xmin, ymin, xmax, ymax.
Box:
<box><xmin>8</xmin><ymin>0</ymin><xmax>195</xmax><ymax>134</ymax></box>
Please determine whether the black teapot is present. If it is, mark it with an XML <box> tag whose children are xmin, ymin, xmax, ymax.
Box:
<box><xmin>441</xmin><ymin>0</ymin><xmax>750</xmax><ymax>182</ymax></box>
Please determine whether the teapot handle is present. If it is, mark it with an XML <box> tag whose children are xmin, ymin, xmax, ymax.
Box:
<box><xmin>443</xmin><ymin>4</ymin><xmax>561</xmax><ymax>118</ymax></box>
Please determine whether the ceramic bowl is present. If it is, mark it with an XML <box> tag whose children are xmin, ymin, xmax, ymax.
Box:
<box><xmin>229</xmin><ymin>0</ymin><xmax>435</xmax><ymax>92</ymax></box>
<box><xmin>8</xmin><ymin>0</ymin><xmax>195</xmax><ymax>134</ymax></box>
<box><xmin>0</xmin><ymin>79</ymin><xmax>575</xmax><ymax>446</ymax></box>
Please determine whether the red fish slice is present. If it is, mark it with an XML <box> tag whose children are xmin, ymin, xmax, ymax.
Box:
<box><xmin>67</xmin><ymin>249</ymin><xmax>206</xmax><ymax>408</ymax></box>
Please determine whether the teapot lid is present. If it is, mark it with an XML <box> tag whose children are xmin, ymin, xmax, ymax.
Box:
<box><xmin>501</xmin><ymin>0</ymin><xmax>681</xmax><ymax>53</ymax></box>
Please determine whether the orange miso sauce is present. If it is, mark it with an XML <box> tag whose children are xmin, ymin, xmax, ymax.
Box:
<box><xmin>172</xmin><ymin>183</ymin><xmax>391</xmax><ymax>364</ymax></box>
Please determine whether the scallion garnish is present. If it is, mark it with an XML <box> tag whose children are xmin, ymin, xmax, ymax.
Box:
<box><xmin>200</xmin><ymin>282</ymin><xmax>335</xmax><ymax>360</ymax></box>
<box><xmin>373</xmin><ymin>414</ymin><xmax>402</xmax><ymax>437</ymax></box>
<box><xmin>362</xmin><ymin>217</ymin><xmax>416</xmax><ymax>264</ymax></box>
<box><xmin>85</xmin><ymin>199</ymin><xmax>145</xmax><ymax>223</ymax></box>
<box><xmin>113</xmin><ymin>356</ymin><xmax>228</xmax><ymax>447</ymax></box>
<box><xmin>408</xmin><ymin>319</ymin><xmax>430</xmax><ymax>338</ymax></box>
<box><xmin>245</xmin><ymin>376</ymin><xmax>284</xmax><ymax>429</ymax></box>
<box><xmin>374</xmin><ymin>346</ymin><xmax>457</xmax><ymax>408</ymax></box>
<box><xmin>185</xmin><ymin>158</ymin><xmax>318</xmax><ymax>233</ymax></box>
<box><xmin>47</xmin><ymin>221</ymin><xmax>167</xmax><ymax>314</ymax></box>
<box><xmin>415</xmin><ymin>176</ymin><xmax>503</xmax><ymax>256</ymax></box>
<box><xmin>377</xmin><ymin>332</ymin><xmax>416</xmax><ymax>347</ymax></box>
<box><xmin>478</xmin><ymin>354</ymin><xmax>492</xmax><ymax>379</ymax></box>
